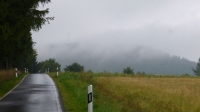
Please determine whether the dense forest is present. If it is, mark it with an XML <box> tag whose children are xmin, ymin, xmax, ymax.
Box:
<box><xmin>0</xmin><ymin>0</ymin><xmax>53</xmax><ymax>72</ymax></box>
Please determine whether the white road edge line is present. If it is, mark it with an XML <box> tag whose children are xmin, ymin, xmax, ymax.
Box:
<box><xmin>48</xmin><ymin>74</ymin><xmax>62</xmax><ymax>112</ymax></box>
<box><xmin>0</xmin><ymin>74</ymin><xmax>28</xmax><ymax>101</ymax></box>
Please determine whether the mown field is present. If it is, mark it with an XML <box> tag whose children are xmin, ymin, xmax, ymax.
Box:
<box><xmin>50</xmin><ymin>72</ymin><xmax>200</xmax><ymax>112</ymax></box>
<box><xmin>0</xmin><ymin>70</ymin><xmax>25</xmax><ymax>98</ymax></box>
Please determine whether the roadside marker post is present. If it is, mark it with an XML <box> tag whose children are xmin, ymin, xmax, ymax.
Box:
<box><xmin>15</xmin><ymin>68</ymin><xmax>18</xmax><ymax>77</ymax></box>
<box><xmin>24</xmin><ymin>68</ymin><xmax>26</xmax><ymax>73</ymax></box>
<box><xmin>88</xmin><ymin>85</ymin><xmax>93</xmax><ymax>112</ymax></box>
<box><xmin>57</xmin><ymin>67</ymin><xmax>58</xmax><ymax>76</ymax></box>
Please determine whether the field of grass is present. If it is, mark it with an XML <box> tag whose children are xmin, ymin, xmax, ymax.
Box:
<box><xmin>0</xmin><ymin>70</ymin><xmax>25</xmax><ymax>98</ymax></box>
<box><xmin>50</xmin><ymin>72</ymin><xmax>200</xmax><ymax>112</ymax></box>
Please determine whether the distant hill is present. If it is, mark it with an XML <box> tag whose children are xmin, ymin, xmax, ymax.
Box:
<box><xmin>78</xmin><ymin>47</ymin><xmax>196</xmax><ymax>75</ymax></box>
<box><xmin>43</xmin><ymin>44</ymin><xmax>196</xmax><ymax>75</ymax></box>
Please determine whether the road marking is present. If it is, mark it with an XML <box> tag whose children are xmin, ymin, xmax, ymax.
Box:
<box><xmin>0</xmin><ymin>74</ymin><xmax>28</xmax><ymax>101</ymax></box>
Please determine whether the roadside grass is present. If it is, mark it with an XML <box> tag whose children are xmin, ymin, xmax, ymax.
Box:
<box><xmin>0</xmin><ymin>69</ymin><xmax>16</xmax><ymax>84</ymax></box>
<box><xmin>49</xmin><ymin>72</ymin><xmax>123</xmax><ymax>112</ymax></box>
<box><xmin>50</xmin><ymin>72</ymin><xmax>200</xmax><ymax>112</ymax></box>
<box><xmin>0</xmin><ymin>70</ymin><xmax>25</xmax><ymax>99</ymax></box>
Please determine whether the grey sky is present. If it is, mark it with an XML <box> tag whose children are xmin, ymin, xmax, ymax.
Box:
<box><xmin>33</xmin><ymin>0</ymin><xmax>200</xmax><ymax>62</ymax></box>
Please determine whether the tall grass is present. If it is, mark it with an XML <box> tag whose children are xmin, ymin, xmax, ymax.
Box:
<box><xmin>94</xmin><ymin>77</ymin><xmax>200</xmax><ymax>112</ymax></box>
<box><xmin>0</xmin><ymin>70</ymin><xmax>14</xmax><ymax>83</ymax></box>
<box><xmin>0</xmin><ymin>69</ymin><xmax>24</xmax><ymax>98</ymax></box>
<box><xmin>50</xmin><ymin>72</ymin><xmax>200</xmax><ymax>112</ymax></box>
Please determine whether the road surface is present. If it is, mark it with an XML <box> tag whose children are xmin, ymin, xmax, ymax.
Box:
<box><xmin>0</xmin><ymin>74</ymin><xmax>64</xmax><ymax>112</ymax></box>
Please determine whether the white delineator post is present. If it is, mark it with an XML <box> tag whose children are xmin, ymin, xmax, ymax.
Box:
<box><xmin>88</xmin><ymin>85</ymin><xmax>93</xmax><ymax>112</ymax></box>
<box><xmin>57</xmin><ymin>67</ymin><xmax>58</xmax><ymax>76</ymax></box>
<box><xmin>24</xmin><ymin>68</ymin><xmax>26</xmax><ymax>73</ymax></box>
<box><xmin>15</xmin><ymin>68</ymin><xmax>18</xmax><ymax>77</ymax></box>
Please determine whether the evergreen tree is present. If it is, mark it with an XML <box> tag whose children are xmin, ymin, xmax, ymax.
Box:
<box><xmin>0</xmin><ymin>0</ymin><xmax>53</xmax><ymax>70</ymax></box>
<box><xmin>193</xmin><ymin>58</ymin><xmax>200</xmax><ymax>76</ymax></box>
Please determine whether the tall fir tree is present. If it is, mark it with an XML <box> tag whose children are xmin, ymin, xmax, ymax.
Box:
<box><xmin>193</xmin><ymin>58</ymin><xmax>200</xmax><ymax>76</ymax></box>
<box><xmin>0</xmin><ymin>0</ymin><xmax>53</xmax><ymax>70</ymax></box>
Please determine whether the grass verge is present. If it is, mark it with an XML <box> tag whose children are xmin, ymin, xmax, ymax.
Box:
<box><xmin>0</xmin><ymin>70</ymin><xmax>25</xmax><ymax>99</ymax></box>
<box><xmin>49</xmin><ymin>72</ymin><xmax>123</xmax><ymax>112</ymax></box>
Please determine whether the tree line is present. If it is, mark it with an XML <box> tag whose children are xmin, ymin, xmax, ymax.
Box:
<box><xmin>0</xmin><ymin>0</ymin><xmax>53</xmax><ymax>72</ymax></box>
<box><xmin>37</xmin><ymin>58</ymin><xmax>200</xmax><ymax>77</ymax></box>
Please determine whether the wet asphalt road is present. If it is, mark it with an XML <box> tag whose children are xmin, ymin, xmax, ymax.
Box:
<box><xmin>0</xmin><ymin>74</ymin><xmax>64</xmax><ymax>112</ymax></box>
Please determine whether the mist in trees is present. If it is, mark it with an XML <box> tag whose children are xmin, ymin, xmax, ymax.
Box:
<box><xmin>49</xmin><ymin>45</ymin><xmax>196</xmax><ymax>75</ymax></box>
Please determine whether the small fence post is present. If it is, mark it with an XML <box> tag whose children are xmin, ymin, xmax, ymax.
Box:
<box><xmin>88</xmin><ymin>85</ymin><xmax>93</xmax><ymax>112</ymax></box>
<box><xmin>57</xmin><ymin>67</ymin><xmax>58</xmax><ymax>76</ymax></box>
<box><xmin>15</xmin><ymin>68</ymin><xmax>18</xmax><ymax>77</ymax></box>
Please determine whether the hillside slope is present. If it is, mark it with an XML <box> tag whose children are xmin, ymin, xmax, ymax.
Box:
<box><xmin>40</xmin><ymin>45</ymin><xmax>196</xmax><ymax>75</ymax></box>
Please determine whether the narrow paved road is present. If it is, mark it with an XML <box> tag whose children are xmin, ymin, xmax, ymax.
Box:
<box><xmin>0</xmin><ymin>74</ymin><xmax>64</xmax><ymax>112</ymax></box>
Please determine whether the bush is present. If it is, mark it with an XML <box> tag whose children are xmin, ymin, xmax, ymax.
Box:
<box><xmin>64</xmin><ymin>62</ymin><xmax>84</xmax><ymax>72</ymax></box>
<box><xmin>123</xmin><ymin>67</ymin><xmax>134</xmax><ymax>74</ymax></box>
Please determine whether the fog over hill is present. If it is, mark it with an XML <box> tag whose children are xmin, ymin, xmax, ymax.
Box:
<box><xmin>37</xmin><ymin>43</ymin><xmax>196</xmax><ymax>75</ymax></box>
<box><xmin>32</xmin><ymin>0</ymin><xmax>200</xmax><ymax>75</ymax></box>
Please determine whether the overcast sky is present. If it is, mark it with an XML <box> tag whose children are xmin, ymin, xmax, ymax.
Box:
<box><xmin>32</xmin><ymin>0</ymin><xmax>200</xmax><ymax>62</ymax></box>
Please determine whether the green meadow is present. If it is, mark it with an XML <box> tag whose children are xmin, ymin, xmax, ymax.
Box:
<box><xmin>49</xmin><ymin>72</ymin><xmax>200</xmax><ymax>112</ymax></box>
